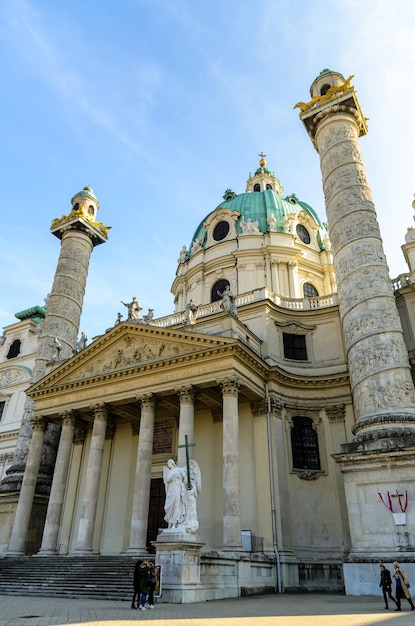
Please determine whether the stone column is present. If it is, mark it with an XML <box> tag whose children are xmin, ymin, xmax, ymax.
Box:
<box><xmin>7</xmin><ymin>417</ymin><xmax>48</xmax><ymax>555</ymax></box>
<box><xmin>271</xmin><ymin>260</ymin><xmax>280</xmax><ymax>295</ymax></box>
<box><xmin>287</xmin><ymin>261</ymin><xmax>300</xmax><ymax>298</ymax></box>
<box><xmin>218</xmin><ymin>376</ymin><xmax>242</xmax><ymax>550</ymax></box>
<box><xmin>1</xmin><ymin>187</ymin><xmax>108</xmax><ymax>497</ymax></box>
<box><xmin>37</xmin><ymin>411</ymin><xmax>76</xmax><ymax>555</ymax></box>
<box><xmin>126</xmin><ymin>393</ymin><xmax>155</xmax><ymax>553</ymax></box>
<box><xmin>74</xmin><ymin>403</ymin><xmax>108</xmax><ymax>554</ymax></box>
<box><xmin>299</xmin><ymin>71</ymin><xmax>415</xmax><ymax>444</ymax></box>
<box><xmin>177</xmin><ymin>385</ymin><xmax>195</xmax><ymax>467</ymax></box>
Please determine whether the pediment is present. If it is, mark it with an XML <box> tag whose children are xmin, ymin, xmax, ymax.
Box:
<box><xmin>28</xmin><ymin>322</ymin><xmax>235</xmax><ymax>394</ymax></box>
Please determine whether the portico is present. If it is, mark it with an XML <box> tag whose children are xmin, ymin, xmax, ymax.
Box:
<box><xmin>10</xmin><ymin>322</ymin><xmax>266</xmax><ymax>558</ymax></box>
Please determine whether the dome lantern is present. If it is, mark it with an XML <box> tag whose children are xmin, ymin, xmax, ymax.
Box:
<box><xmin>246</xmin><ymin>153</ymin><xmax>283</xmax><ymax>195</ymax></box>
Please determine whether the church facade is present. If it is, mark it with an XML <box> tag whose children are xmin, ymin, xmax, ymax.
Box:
<box><xmin>1</xmin><ymin>69</ymin><xmax>415</xmax><ymax>599</ymax></box>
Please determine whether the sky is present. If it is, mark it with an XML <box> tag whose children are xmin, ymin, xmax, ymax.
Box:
<box><xmin>0</xmin><ymin>0</ymin><xmax>414</xmax><ymax>341</ymax></box>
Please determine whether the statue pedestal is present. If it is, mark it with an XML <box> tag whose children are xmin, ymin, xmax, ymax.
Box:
<box><xmin>153</xmin><ymin>529</ymin><xmax>206</xmax><ymax>603</ymax></box>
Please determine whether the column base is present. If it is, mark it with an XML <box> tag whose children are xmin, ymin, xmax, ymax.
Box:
<box><xmin>35</xmin><ymin>549</ymin><xmax>58</xmax><ymax>556</ymax></box>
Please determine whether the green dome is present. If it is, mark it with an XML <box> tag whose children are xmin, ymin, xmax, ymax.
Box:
<box><xmin>189</xmin><ymin>189</ymin><xmax>327</xmax><ymax>253</ymax></box>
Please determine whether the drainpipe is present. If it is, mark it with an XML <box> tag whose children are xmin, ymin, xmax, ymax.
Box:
<box><xmin>265</xmin><ymin>383</ymin><xmax>282</xmax><ymax>592</ymax></box>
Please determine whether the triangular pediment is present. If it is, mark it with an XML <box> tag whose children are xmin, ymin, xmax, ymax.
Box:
<box><xmin>28</xmin><ymin>322</ymin><xmax>236</xmax><ymax>395</ymax></box>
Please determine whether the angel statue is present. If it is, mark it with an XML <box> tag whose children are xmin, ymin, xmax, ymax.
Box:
<box><xmin>163</xmin><ymin>458</ymin><xmax>202</xmax><ymax>533</ymax></box>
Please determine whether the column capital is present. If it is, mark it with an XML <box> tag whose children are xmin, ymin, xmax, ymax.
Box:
<box><xmin>30</xmin><ymin>416</ymin><xmax>48</xmax><ymax>431</ymax></box>
<box><xmin>176</xmin><ymin>385</ymin><xmax>195</xmax><ymax>403</ymax></box>
<box><xmin>137</xmin><ymin>393</ymin><xmax>156</xmax><ymax>410</ymax></box>
<box><xmin>218</xmin><ymin>376</ymin><xmax>241</xmax><ymax>397</ymax></box>
<box><xmin>90</xmin><ymin>402</ymin><xmax>109</xmax><ymax>421</ymax></box>
<box><xmin>325</xmin><ymin>404</ymin><xmax>346</xmax><ymax>422</ymax></box>
<box><xmin>59</xmin><ymin>409</ymin><xmax>78</xmax><ymax>428</ymax></box>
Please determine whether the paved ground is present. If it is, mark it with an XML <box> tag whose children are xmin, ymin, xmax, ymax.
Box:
<box><xmin>1</xmin><ymin>593</ymin><xmax>414</xmax><ymax>626</ymax></box>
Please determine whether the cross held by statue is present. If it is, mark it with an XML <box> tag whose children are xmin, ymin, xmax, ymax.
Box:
<box><xmin>178</xmin><ymin>434</ymin><xmax>195</xmax><ymax>490</ymax></box>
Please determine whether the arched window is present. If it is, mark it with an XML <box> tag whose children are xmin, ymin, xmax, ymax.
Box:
<box><xmin>266</xmin><ymin>183</ymin><xmax>273</xmax><ymax>190</ymax></box>
<box><xmin>320</xmin><ymin>83</ymin><xmax>331</xmax><ymax>96</ymax></box>
<box><xmin>303</xmin><ymin>283</ymin><xmax>319</xmax><ymax>298</ymax></box>
<box><xmin>7</xmin><ymin>339</ymin><xmax>21</xmax><ymax>359</ymax></box>
<box><xmin>253</xmin><ymin>183</ymin><xmax>260</xmax><ymax>192</ymax></box>
<box><xmin>211</xmin><ymin>279</ymin><xmax>230</xmax><ymax>303</ymax></box>
<box><xmin>290</xmin><ymin>416</ymin><xmax>321</xmax><ymax>470</ymax></box>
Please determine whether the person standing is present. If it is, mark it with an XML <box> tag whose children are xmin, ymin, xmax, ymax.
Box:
<box><xmin>131</xmin><ymin>559</ymin><xmax>143</xmax><ymax>609</ymax></box>
<box><xmin>379</xmin><ymin>564</ymin><xmax>397</xmax><ymax>609</ymax></box>
<box><xmin>393</xmin><ymin>561</ymin><xmax>415</xmax><ymax>611</ymax></box>
<box><xmin>138</xmin><ymin>560</ymin><xmax>152</xmax><ymax>610</ymax></box>
<box><xmin>146</xmin><ymin>561</ymin><xmax>157</xmax><ymax>609</ymax></box>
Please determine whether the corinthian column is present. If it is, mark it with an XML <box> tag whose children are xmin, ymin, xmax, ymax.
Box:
<box><xmin>218</xmin><ymin>376</ymin><xmax>242</xmax><ymax>550</ymax></box>
<box><xmin>176</xmin><ymin>385</ymin><xmax>195</xmax><ymax>467</ymax></box>
<box><xmin>298</xmin><ymin>70</ymin><xmax>415</xmax><ymax>445</ymax></box>
<box><xmin>74</xmin><ymin>403</ymin><xmax>108</xmax><ymax>554</ymax></box>
<box><xmin>37</xmin><ymin>411</ymin><xmax>76</xmax><ymax>555</ymax></box>
<box><xmin>126</xmin><ymin>393</ymin><xmax>155</xmax><ymax>553</ymax></box>
<box><xmin>7</xmin><ymin>417</ymin><xmax>48</xmax><ymax>554</ymax></box>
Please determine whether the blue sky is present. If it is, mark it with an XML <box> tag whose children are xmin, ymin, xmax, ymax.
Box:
<box><xmin>1</xmin><ymin>0</ymin><xmax>414</xmax><ymax>341</ymax></box>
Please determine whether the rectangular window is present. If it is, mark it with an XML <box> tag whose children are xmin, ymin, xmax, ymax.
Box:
<box><xmin>0</xmin><ymin>401</ymin><xmax>5</xmax><ymax>421</ymax></box>
<box><xmin>283</xmin><ymin>333</ymin><xmax>307</xmax><ymax>360</ymax></box>
<box><xmin>291</xmin><ymin>416</ymin><xmax>321</xmax><ymax>470</ymax></box>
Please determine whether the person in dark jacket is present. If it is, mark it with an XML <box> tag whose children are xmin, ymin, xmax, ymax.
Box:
<box><xmin>146</xmin><ymin>561</ymin><xmax>157</xmax><ymax>608</ymax></box>
<box><xmin>138</xmin><ymin>560</ymin><xmax>152</xmax><ymax>610</ymax></box>
<box><xmin>379</xmin><ymin>564</ymin><xmax>397</xmax><ymax>609</ymax></box>
<box><xmin>131</xmin><ymin>559</ymin><xmax>143</xmax><ymax>609</ymax></box>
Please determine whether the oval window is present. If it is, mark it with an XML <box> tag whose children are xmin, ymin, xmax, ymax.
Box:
<box><xmin>213</xmin><ymin>221</ymin><xmax>230</xmax><ymax>241</ymax></box>
<box><xmin>296</xmin><ymin>224</ymin><xmax>310</xmax><ymax>244</ymax></box>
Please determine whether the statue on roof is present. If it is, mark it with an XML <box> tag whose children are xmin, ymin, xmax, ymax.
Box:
<box><xmin>191</xmin><ymin>237</ymin><xmax>203</xmax><ymax>255</ymax></box>
<box><xmin>267</xmin><ymin>212</ymin><xmax>277</xmax><ymax>232</ymax></box>
<box><xmin>121</xmin><ymin>296</ymin><xmax>142</xmax><ymax>321</ymax></box>
<box><xmin>75</xmin><ymin>331</ymin><xmax>88</xmax><ymax>353</ymax></box>
<box><xmin>184</xmin><ymin>300</ymin><xmax>198</xmax><ymax>325</ymax></box>
<box><xmin>178</xmin><ymin>245</ymin><xmax>187</xmax><ymax>263</ymax></box>
<box><xmin>143</xmin><ymin>309</ymin><xmax>154</xmax><ymax>324</ymax></box>
<box><xmin>240</xmin><ymin>216</ymin><xmax>260</xmax><ymax>235</ymax></box>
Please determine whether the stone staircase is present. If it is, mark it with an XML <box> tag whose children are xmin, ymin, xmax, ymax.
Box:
<box><xmin>0</xmin><ymin>555</ymin><xmax>139</xmax><ymax>600</ymax></box>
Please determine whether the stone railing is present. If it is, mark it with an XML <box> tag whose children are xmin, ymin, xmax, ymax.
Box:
<box><xmin>151</xmin><ymin>288</ymin><xmax>338</xmax><ymax>328</ymax></box>
<box><xmin>391</xmin><ymin>273</ymin><xmax>410</xmax><ymax>291</ymax></box>
<box><xmin>277</xmin><ymin>294</ymin><xmax>338</xmax><ymax>309</ymax></box>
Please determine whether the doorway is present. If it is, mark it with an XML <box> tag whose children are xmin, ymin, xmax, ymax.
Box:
<box><xmin>147</xmin><ymin>478</ymin><xmax>167</xmax><ymax>552</ymax></box>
